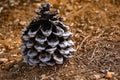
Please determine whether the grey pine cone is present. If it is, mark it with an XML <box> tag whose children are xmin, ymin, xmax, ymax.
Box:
<box><xmin>21</xmin><ymin>3</ymin><xmax>76</xmax><ymax>66</ymax></box>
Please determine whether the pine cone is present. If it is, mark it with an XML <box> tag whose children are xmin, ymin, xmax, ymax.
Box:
<box><xmin>21</xmin><ymin>3</ymin><xmax>76</xmax><ymax>66</ymax></box>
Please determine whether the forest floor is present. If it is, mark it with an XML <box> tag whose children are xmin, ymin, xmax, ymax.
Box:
<box><xmin>0</xmin><ymin>0</ymin><xmax>120</xmax><ymax>80</ymax></box>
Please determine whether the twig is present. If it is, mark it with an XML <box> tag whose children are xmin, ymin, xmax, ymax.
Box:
<box><xmin>77</xmin><ymin>35</ymin><xmax>90</xmax><ymax>50</ymax></box>
<box><xmin>65</xmin><ymin>3</ymin><xmax>90</xmax><ymax>19</ymax></box>
<box><xmin>96</xmin><ymin>31</ymin><xmax>104</xmax><ymax>39</ymax></box>
<box><xmin>91</xmin><ymin>47</ymin><xmax>97</xmax><ymax>59</ymax></box>
<box><xmin>88</xmin><ymin>44</ymin><xmax>98</xmax><ymax>65</ymax></box>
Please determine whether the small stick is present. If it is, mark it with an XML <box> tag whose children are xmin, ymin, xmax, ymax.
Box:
<box><xmin>91</xmin><ymin>47</ymin><xmax>97</xmax><ymax>59</ymax></box>
<box><xmin>66</xmin><ymin>3</ymin><xmax>90</xmax><ymax>19</ymax></box>
<box><xmin>77</xmin><ymin>35</ymin><xmax>91</xmax><ymax>50</ymax></box>
<box><xmin>87</xmin><ymin>47</ymin><xmax>97</xmax><ymax>65</ymax></box>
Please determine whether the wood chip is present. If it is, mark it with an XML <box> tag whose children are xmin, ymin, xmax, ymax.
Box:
<box><xmin>19</xmin><ymin>21</ymin><xmax>27</xmax><ymax>26</ymax></box>
<box><xmin>0</xmin><ymin>58</ymin><xmax>8</xmax><ymax>62</ymax></box>
<box><xmin>105</xmin><ymin>72</ymin><xmax>115</xmax><ymax>79</ymax></box>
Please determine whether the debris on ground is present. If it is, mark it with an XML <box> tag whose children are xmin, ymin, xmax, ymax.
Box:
<box><xmin>0</xmin><ymin>0</ymin><xmax>120</xmax><ymax>80</ymax></box>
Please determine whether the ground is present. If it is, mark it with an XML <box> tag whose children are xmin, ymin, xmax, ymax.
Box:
<box><xmin>0</xmin><ymin>0</ymin><xmax>120</xmax><ymax>80</ymax></box>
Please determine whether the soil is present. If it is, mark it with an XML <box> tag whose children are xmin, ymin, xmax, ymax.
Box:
<box><xmin>0</xmin><ymin>0</ymin><xmax>120</xmax><ymax>80</ymax></box>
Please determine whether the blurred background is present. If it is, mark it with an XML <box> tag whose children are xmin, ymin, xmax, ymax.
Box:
<box><xmin>0</xmin><ymin>0</ymin><xmax>120</xmax><ymax>80</ymax></box>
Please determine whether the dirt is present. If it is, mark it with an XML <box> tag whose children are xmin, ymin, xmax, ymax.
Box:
<box><xmin>0</xmin><ymin>0</ymin><xmax>120</xmax><ymax>80</ymax></box>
